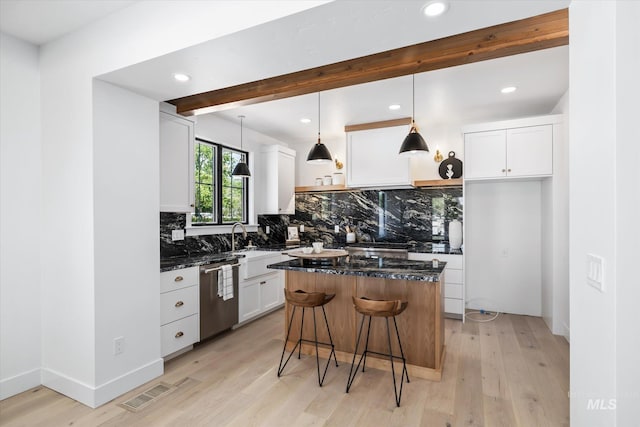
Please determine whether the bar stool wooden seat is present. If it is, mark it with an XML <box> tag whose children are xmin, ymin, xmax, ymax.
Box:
<box><xmin>277</xmin><ymin>289</ymin><xmax>339</xmax><ymax>386</ymax></box>
<box><xmin>346</xmin><ymin>296</ymin><xmax>410</xmax><ymax>407</ymax></box>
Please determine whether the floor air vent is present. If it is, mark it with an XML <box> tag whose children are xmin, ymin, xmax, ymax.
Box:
<box><xmin>119</xmin><ymin>382</ymin><xmax>175</xmax><ymax>412</ymax></box>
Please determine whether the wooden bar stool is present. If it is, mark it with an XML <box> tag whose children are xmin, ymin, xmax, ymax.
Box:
<box><xmin>346</xmin><ymin>296</ymin><xmax>410</xmax><ymax>407</ymax></box>
<box><xmin>277</xmin><ymin>289</ymin><xmax>339</xmax><ymax>386</ymax></box>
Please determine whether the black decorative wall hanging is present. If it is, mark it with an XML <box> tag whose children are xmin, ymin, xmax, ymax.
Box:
<box><xmin>439</xmin><ymin>151</ymin><xmax>463</xmax><ymax>179</ymax></box>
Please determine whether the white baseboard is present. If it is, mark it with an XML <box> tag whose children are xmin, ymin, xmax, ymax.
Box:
<box><xmin>0</xmin><ymin>368</ymin><xmax>41</xmax><ymax>400</ymax></box>
<box><xmin>42</xmin><ymin>358</ymin><xmax>164</xmax><ymax>408</ymax></box>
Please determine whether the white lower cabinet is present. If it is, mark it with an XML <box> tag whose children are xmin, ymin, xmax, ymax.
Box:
<box><xmin>239</xmin><ymin>279</ymin><xmax>261</xmax><ymax>323</ymax></box>
<box><xmin>160</xmin><ymin>267</ymin><xmax>200</xmax><ymax>357</ymax></box>
<box><xmin>408</xmin><ymin>252</ymin><xmax>465</xmax><ymax>320</ymax></box>
<box><xmin>160</xmin><ymin>314</ymin><xmax>199</xmax><ymax>357</ymax></box>
<box><xmin>238</xmin><ymin>252</ymin><xmax>285</xmax><ymax>324</ymax></box>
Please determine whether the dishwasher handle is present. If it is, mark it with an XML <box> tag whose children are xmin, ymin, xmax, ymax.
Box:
<box><xmin>203</xmin><ymin>263</ymin><xmax>240</xmax><ymax>274</ymax></box>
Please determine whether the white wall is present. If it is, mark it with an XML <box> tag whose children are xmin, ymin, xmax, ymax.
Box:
<box><xmin>569</xmin><ymin>1</ymin><xmax>640</xmax><ymax>426</ymax></box>
<box><xmin>29</xmin><ymin>0</ymin><xmax>324</xmax><ymax>407</ymax></box>
<box><xmin>295</xmin><ymin>123</ymin><xmax>465</xmax><ymax>187</ymax></box>
<box><xmin>465</xmin><ymin>180</ymin><xmax>542</xmax><ymax>316</ymax></box>
<box><xmin>295</xmin><ymin>135</ymin><xmax>345</xmax><ymax>187</ymax></box>
<box><xmin>0</xmin><ymin>33</ymin><xmax>42</xmax><ymax>399</ymax></box>
<box><xmin>540</xmin><ymin>92</ymin><xmax>570</xmax><ymax>338</ymax></box>
<box><xmin>92</xmin><ymin>80</ymin><xmax>163</xmax><ymax>405</ymax></box>
<box><xmin>552</xmin><ymin>92</ymin><xmax>570</xmax><ymax>339</ymax></box>
<box><xmin>615</xmin><ymin>3</ymin><xmax>640</xmax><ymax>422</ymax></box>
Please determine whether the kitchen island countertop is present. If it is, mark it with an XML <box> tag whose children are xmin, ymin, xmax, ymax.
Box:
<box><xmin>268</xmin><ymin>257</ymin><xmax>446</xmax><ymax>282</ymax></box>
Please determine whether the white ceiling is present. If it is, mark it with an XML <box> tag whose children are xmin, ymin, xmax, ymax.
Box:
<box><xmin>0</xmin><ymin>0</ymin><xmax>136</xmax><ymax>46</ymax></box>
<box><xmin>0</xmin><ymin>0</ymin><xmax>570</xmax><ymax>146</ymax></box>
<box><xmin>210</xmin><ymin>46</ymin><xmax>569</xmax><ymax>145</ymax></box>
<box><xmin>97</xmin><ymin>0</ymin><xmax>569</xmax><ymax>146</ymax></box>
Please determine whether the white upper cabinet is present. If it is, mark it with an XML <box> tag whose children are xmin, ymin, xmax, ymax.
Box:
<box><xmin>347</xmin><ymin>124</ymin><xmax>411</xmax><ymax>188</ymax></box>
<box><xmin>464</xmin><ymin>124</ymin><xmax>552</xmax><ymax>180</ymax></box>
<box><xmin>160</xmin><ymin>111</ymin><xmax>195</xmax><ymax>212</ymax></box>
<box><xmin>259</xmin><ymin>145</ymin><xmax>296</xmax><ymax>214</ymax></box>
<box><xmin>506</xmin><ymin>125</ymin><xmax>553</xmax><ymax>177</ymax></box>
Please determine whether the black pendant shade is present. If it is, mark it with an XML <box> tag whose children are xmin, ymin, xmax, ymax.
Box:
<box><xmin>232</xmin><ymin>115</ymin><xmax>251</xmax><ymax>177</ymax></box>
<box><xmin>306</xmin><ymin>92</ymin><xmax>332</xmax><ymax>164</ymax></box>
<box><xmin>399</xmin><ymin>74</ymin><xmax>429</xmax><ymax>156</ymax></box>
<box><xmin>231</xmin><ymin>161</ymin><xmax>251</xmax><ymax>177</ymax></box>
<box><xmin>307</xmin><ymin>141</ymin><xmax>332</xmax><ymax>163</ymax></box>
<box><xmin>399</xmin><ymin>124</ymin><xmax>429</xmax><ymax>156</ymax></box>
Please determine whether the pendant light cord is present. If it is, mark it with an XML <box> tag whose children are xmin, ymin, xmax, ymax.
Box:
<box><xmin>239</xmin><ymin>115</ymin><xmax>244</xmax><ymax>150</ymax></box>
<box><xmin>317</xmin><ymin>92</ymin><xmax>321</xmax><ymax>144</ymax></box>
<box><xmin>411</xmin><ymin>75</ymin><xmax>417</xmax><ymax>132</ymax></box>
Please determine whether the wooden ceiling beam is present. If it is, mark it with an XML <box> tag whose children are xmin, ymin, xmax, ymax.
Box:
<box><xmin>169</xmin><ymin>8</ymin><xmax>568</xmax><ymax>116</ymax></box>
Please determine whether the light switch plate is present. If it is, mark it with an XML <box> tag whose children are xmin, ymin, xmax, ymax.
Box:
<box><xmin>587</xmin><ymin>253</ymin><xmax>604</xmax><ymax>292</ymax></box>
<box><xmin>334</xmin><ymin>225</ymin><xmax>340</xmax><ymax>233</ymax></box>
<box><xmin>265</xmin><ymin>226</ymin><xmax>270</xmax><ymax>234</ymax></box>
<box><xmin>300</xmin><ymin>224</ymin><xmax>305</xmax><ymax>232</ymax></box>
<box><xmin>171</xmin><ymin>229</ymin><xmax>185</xmax><ymax>241</ymax></box>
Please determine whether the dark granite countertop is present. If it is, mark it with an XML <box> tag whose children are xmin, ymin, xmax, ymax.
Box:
<box><xmin>267</xmin><ymin>257</ymin><xmax>446</xmax><ymax>282</ymax></box>
<box><xmin>409</xmin><ymin>242</ymin><xmax>463</xmax><ymax>255</ymax></box>
<box><xmin>160</xmin><ymin>241</ymin><xmax>460</xmax><ymax>273</ymax></box>
<box><xmin>161</xmin><ymin>252</ymin><xmax>241</xmax><ymax>272</ymax></box>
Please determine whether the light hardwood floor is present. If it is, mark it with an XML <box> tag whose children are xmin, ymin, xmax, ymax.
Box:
<box><xmin>0</xmin><ymin>310</ymin><xmax>569</xmax><ymax>427</ymax></box>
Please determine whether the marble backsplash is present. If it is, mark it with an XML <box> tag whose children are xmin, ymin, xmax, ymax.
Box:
<box><xmin>160</xmin><ymin>187</ymin><xmax>463</xmax><ymax>259</ymax></box>
<box><xmin>160</xmin><ymin>213</ymin><xmax>272</xmax><ymax>259</ymax></box>
<box><xmin>284</xmin><ymin>187</ymin><xmax>462</xmax><ymax>245</ymax></box>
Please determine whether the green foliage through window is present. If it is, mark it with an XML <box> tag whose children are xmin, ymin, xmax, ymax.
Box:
<box><xmin>192</xmin><ymin>139</ymin><xmax>248</xmax><ymax>225</ymax></box>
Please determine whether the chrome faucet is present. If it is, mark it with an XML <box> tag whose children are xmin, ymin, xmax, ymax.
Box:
<box><xmin>231</xmin><ymin>222</ymin><xmax>247</xmax><ymax>252</ymax></box>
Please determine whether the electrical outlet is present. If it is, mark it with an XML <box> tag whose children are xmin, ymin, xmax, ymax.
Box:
<box><xmin>114</xmin><ymin>337</ymin><xmax>124</xmax><ymax>355</ymax></box>
<box><xmin>334</xmin><ymin>225</ymin><xmax>340</xmax><ymax>233</ymax></box>
<box><xmin>265</xmin><ymin>226</ymin><xmax>270</xmax><ymax>234</ymax></box>
<box><xmin>171</xmin><ymin>229</ymin><xmax>184</xmax><ymax>241</ymax></box>
<box><xmin>299</xmin><ymin>224</ymin><xmax>305</xmax><ymax>232</ymax></box>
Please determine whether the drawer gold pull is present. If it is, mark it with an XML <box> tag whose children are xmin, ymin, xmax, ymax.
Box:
<box><xmin>175</xmin><ymin>331</ymin><xmax>184</xmax><ymax>338</ymax></box>
<box><xmin>174</xmin><ymin>276</ymin><xmax>183</xmax><ymax>282</ymax></box>
<box><xmin>175</xmin><ymin>301</ymin><xmax>184</xmax><ymax>307</ymax></box>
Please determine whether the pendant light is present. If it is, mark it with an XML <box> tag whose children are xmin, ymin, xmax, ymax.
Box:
<box><xmin>399</xmin><ymin>75</ymin><xmax>429</xmax><ymax>156</ymax></box>
<box><xmin>231</xmin><ymin>115</ymin><xmax>251</xmax><ymax>177</ymax></box>
<box><xmin>306</xmin><ymin>92</ymin><xmax>332</xmax><ymax>164</ymax></box>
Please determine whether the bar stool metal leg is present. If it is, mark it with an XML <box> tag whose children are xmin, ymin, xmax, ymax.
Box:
<box><xmin>321</xmin><ymin>306</ymin><xmax>339</xmax><ymax>368</ymax></box>
<box><xmin>278</xmin><ymin>306</ymin><xmax>299</xmax><ymax>377</ymax></box>
<box><xmin>393</xmin><ymin>316</ymin><xmax>410</xmax><ymax>384</ymax></box>
<box><xmin>278</xmin><ymin>297</ymin><xmax>339</xmax><ymax>387</ymax></box>
<box><xmin>346</xmin><ymin>313</ymin><xmax>367</xmax><ymax>392</ymax></box>
<box><xmin>361</xmin><ymin>315</ymin><xmax>372</xmax><ymax>373</ymax></box>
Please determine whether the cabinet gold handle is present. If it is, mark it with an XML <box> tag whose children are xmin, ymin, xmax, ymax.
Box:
<box><xmin>175</xmin><ymin>331</ymin><xmax>184</xmax><ymax>338</ymax></box>
<box><xmin>501</xmin><ymin>169</ymin><xmax>506</xmax><ymax>173</ymax></box>
<box><xmin>507</xmin><ymin>168</ymin><xmax>512</xmax><ymax>172</ymax></box>
<box><xmin>174</xmin><ymin>276</ymin><xmax>183</xmax><ymax>282</ymax></box>
<box><xmin>260</xmin><ymin>281</ymin><xmax>267</xmax><ymax>285</ymax></box>
<box><xmin>175</xmin><ymin>301</ymin><xmax>184</xmax><ymax>307</ymax></box>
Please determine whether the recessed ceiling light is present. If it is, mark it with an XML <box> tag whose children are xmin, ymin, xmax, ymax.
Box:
<box><xmin>501</xmin><ymin>86</ymin><xmax>517</xmax><ymax>94</ymax></box>
<box><xmin>388</xmin><ymin>104</ymin><xmax>401</xmax><ymax>110</ymax></box>
<box><xmin>423</xmin><ymin>1</ymin><xmax>448</xmax><ymax>17</ymax></box>
<box><xmin>300</xmin><ymin>118</ymin><xmax>311</xmax><ymax>124</ymax></box>
<box><xmin>173</xmin><ymin>73</ymin><xmax>190</xmax><ymax>82</ymax></box>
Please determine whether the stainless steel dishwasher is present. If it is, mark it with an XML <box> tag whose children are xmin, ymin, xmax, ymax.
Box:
<box><xmin>199</xmin><ymin>260</ymin><xmax>240</xmax><ymax>341</ymax></box>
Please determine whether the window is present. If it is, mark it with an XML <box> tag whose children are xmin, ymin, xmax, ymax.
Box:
<box><xmin>192</xmin><ymin>138</ymin><xmax>248</xmax><ymax>225</ymax></box>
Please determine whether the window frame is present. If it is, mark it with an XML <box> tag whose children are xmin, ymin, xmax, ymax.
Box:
<box><xmin>193</xmin><ymin>137</ymin><xmax>249</xmax><ymax>226</ymax></box>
